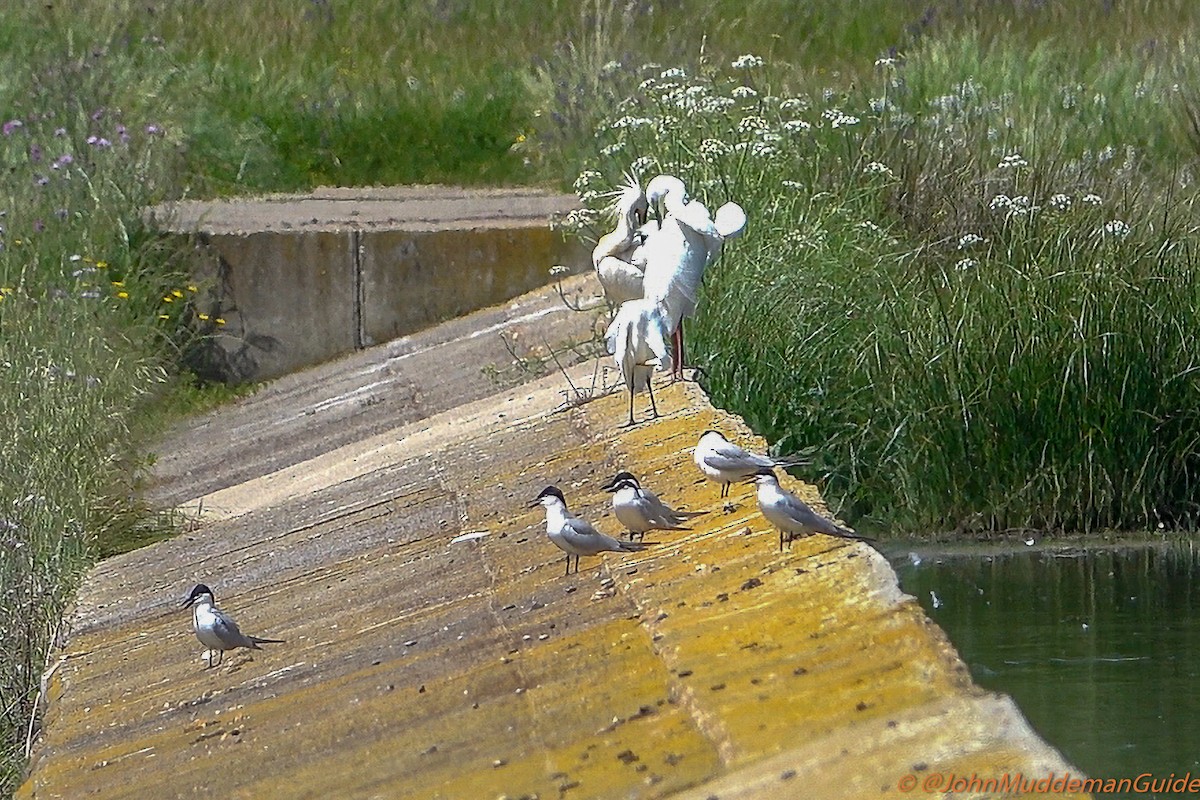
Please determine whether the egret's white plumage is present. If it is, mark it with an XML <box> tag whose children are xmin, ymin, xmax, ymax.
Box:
<box><xmin>181</xmin><ymin>584</ymin><xmax>284</xmax><ymax>669</ymax></box>
<box><xmin>592</xmin><ymin>175</ymin><xmax>649</xmax><ymax>305</ymax></box>
<box><xmin>601</xmin><ymin>471</ymin><xmax>703</xmax><ymax>540</ymax></box>
<box><xmin>748</xmin><ymin>469</ymin><xmax>872</xmax><ymax>551</ymax></box>
<box><xmin>639</xmin><ymin>174</ymin><xmax>747</xmax><ymax>377</ymax></box>
<box><xmin>530</xmin><ymin>486</ymin><xmax>647</xmax><ymax>575</ymax></box>
<box><xmin>693</xmin><ymin>429</ymin><xmax>807</xmax><ymax>500</ymax></box>
<box><xmin>605</xmin><ymin>297</ymin><xmax>673</xmax><ymax>426</ymax></box>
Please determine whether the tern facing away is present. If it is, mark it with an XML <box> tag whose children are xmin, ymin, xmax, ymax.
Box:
<box><xmin>640</xmin><ymin>174</ymin><xmax>747</xmax><ymax>378</ymax></box>
<box><xmin>601</xmin><ymin>471</ymin><xmax>704</xmax><ymax>540</ymax></box>
<box><xmin>182</xmin><ymin>583</ymin><xmax>284</xmax><ymax>669</ymax></box>
<box><xmin>605</xmin><ymin>297</ymin><xmax>673</xmax><ymax>426</ymax></box>
<box><xmin>592</xmin><ymin>174</ymin><xmax>650</xmax><ymax>306</ymax></box>
<box><xmin>530</xmin><ymin>485</ymin><xmax>648</xmax><ymax>575</ymax></box>
<box><xmin>693</xmin><ymin>429</ymin><xmax>809</xmax><ymax>500</ymax></box>
<box><xmin>747</xmin><ymin>469</ymin><xmax>873</xmax><ymax>551</ymax></box>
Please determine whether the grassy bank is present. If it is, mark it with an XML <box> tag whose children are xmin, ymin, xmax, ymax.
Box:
<box><xmin>3</xmin><ymin>0</ymin><xmax>1200</xmax><ymax>792</ymax></box>
<box><xmin>573</xmin><ymin>25</ymin><xmax>1200</xmax><ymax>535</ymax></box>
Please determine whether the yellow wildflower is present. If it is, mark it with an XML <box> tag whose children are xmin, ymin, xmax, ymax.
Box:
<box><xmin>215</xmin><ymin>318</ymin><xmax>226</xmax><ymax>326</ymax></box>
<box><xmin>162</xmin><ymin>295</ymin><xmax>174</xmax><ymax>303</ymax></box>
<box><xmin>158</xmin><ymin>314</ymin><xmax>170</xmax><ymax>320</ymax></box>
<box><xmin>116</xmin><ymin>291</ymin><xmax>129</xmax><ymax>299</ymax></box>
<box><xmin>111</xmin><ymin>280</ymin><xmax>125</xmax><ymax>287</ymax></box>
<box><xmin>96</xmin><ymin>261</ymin><xmax>108</xmax><ymax>269</ymax></box>
<box><xmin>187</xmin><ymin>284</ymin><xmax>198</xmax><ymax>293</ymax></box>
<box><xmin>198</xmin><ymin>313</ymin><xmax>210</xmax><ymax>321</ymax></box>
<box><xmin>171</xmin><ymin>289</ymin><xmax>183</xmax><ymax>298</ymax></box>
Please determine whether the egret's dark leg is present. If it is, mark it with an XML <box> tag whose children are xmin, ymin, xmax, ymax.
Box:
<box><xmin>647</xmin><ymin>376</ymin><xmax>659</xmax><ymax>419</ymax></box>
<box><xmin>676</xmin><ymin>321</ymin><xmax>687</xmax><ymax>380</ymax></box>
<box><xmin>625</xmin><ymin>386</ymin><xmax>636</xmax><ymax>427</ymax></box>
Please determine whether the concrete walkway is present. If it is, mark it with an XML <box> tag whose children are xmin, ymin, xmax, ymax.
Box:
<box><xmin>19</xmin><ymin>275</ymin><xmax>1088</xmax><ymax>799</ymax></box>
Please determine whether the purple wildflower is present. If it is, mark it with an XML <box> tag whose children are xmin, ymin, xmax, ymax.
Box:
<box><xmin>2</xmin><ymin>120</ymin><xmax>23</xmax><ymax>136</ymax></box>
<box><xmin>145</xmin><ymin>124</ymin><xmax>162</xmax><ymax>135</ymax></box>
<box><xmin>29</xmin><ymin>143</ymin><xmax>42</xmax><ymax>162</ymax></box>
<box><xmin>54</xmin><ymin>127</ymin><xmax>66</xmax><ymax>137</ymax></box>
<box><xmin>34</xmin><ymin>175</ymin><xmax>49</xmax><ymax>186</ymax></box>
<box><xmin>33</xmin><ymin>220</ymin><xmax>44</xmax><ymax>233</ymax></box>
<box><xmin>90</xmin><ymin>108</ymin><xmax>105</xmax><ymax>121</ymax></box>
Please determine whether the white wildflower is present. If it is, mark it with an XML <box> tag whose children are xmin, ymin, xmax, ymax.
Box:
<box><xmin>638</xmin><ymin>77</ymin><xmax>657</xmax><ymax>92</ymax></box>
<box><xmin>781</xmin><ymin>179</ymin><xmax>804</xmax><ymax>190</ymax></box>
<box><xmin>779</xmin><ymin>98</ymin><xmax>807</xmax><ymax>113</ymax></box>
<box><xmin>1082</xmin><ymin>193</ymin><xmax>1103</xmax><ymax>205</ymax></box>
<box><xmin>549</xmin><ymin>265</ymin><xmax>570</xmax><ymax>278</ymax></box>
<box><xmin>659</xmin><ymin>67</ymin><xmax>686</xmax><ymax>79</ymax></box>
<box><xmin>700</xmin><ymin>138</ymin><xmax>733</xmax><ymax>159</ymax></box>
<box><xmin>957</xmin><ymin>233</ymin><xmax>986</xmax><ymax>249</ymax></box>
<box><xmin>750</xmin><ymin>142</ymin><xmax>776</xmax><ymax>157</ymax></box>
<box><xmin>731</xmin><ymin>85</ymin><xmax>758</xmax><ymax>99</ymax></box>
<box><xmin>863</xmin><ymin>161</ymin><xmax>893</xmax><ymax>177</ymax></box>
<box><xmin>998</xmin><ymin>153</ymin><xmax>1028</xmax><ymax>170</ymax></box>
<box><xmin>630</xmin><ymin>156</ymin><xmax>656</xmax><ymax>175</ymax></box>
<box><xmin>989</xmin><ymin>194</ymin><xmax>1012</xmax><ymax>211</ymax></box>
<box><xmin>731</xmin><ymin>54</ymin><xmax>764</xmax><ymax>69</ymax></box>
<box><xmin>955</xmin><ymin>258</ymin><xmax>979</xmax><ymax>271</ymax></box>
<box><xmin>874</xmin><ymin>56</ymin><xmax>898</xmax><ymax>68</ymax></box>
<box><xmin>600</xmin><ymin>142</ymin><xmax>625</xmax><ymax>156</ymax></box>
<box><xmin>1102</xmin><ymin>219</ymin><xmax>1131</xmax><ymax>238</ymax></box>
<box><xmin>783</xmin><ymin>119</ymin><xmax>811</xmax><ymax>133</ymax></box>
<box><xmin>737</xmin><ymin>115</ymin><xmax>768</xmax><ymax>134</ymax></box>
<box><xmin>1098</xmin><ymin>145</ymin><xmax>1116</xmax><ymax>163</ymax></box>
<box><xmin>1048</xmin><ymin>193</ymin><xmax>1072</xmax><ymax>211</ymax></box>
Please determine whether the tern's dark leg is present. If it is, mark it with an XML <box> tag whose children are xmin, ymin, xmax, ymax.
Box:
<box><xmin>779</xmin><ymin>530</ymin><xmax>784</xmax><ymax>552</ymax></box>
<box><xmin>564</xmin><ymin>554</ymin><xmax>570</xmax><ymax>576</ymax></box>
<box><xmin>647</xmin><ymin>377</ymin><xmax>659</xmax><ymax>419</ymax></box>
<box><xmin>720</xmin><ymin>482</ymin><xmax>729</xmax><ymax>499</ymax></box>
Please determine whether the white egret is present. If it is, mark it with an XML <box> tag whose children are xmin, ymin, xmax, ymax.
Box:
<box><xmin>640</xmin><ymin>174</ymin><xmax>746</xmax><ymax>378</ymax></box>
<box><xmin>605</xmin><ymin>297</ymin><xmax>674</xmax><ymax>426</ymax></box>
<box><xmin>592</xmin><ymin>174</ymin><xmax>649</xmax><ymax>305</ymax></box>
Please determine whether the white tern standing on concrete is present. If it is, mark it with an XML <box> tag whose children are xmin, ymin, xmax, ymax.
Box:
<box><xmin>601</xmin><ymin>471</ymin><xmax>703</xmax><ymax>541</ymax></box>
<box><xmin>605</xmin><ymin>296</ymin><xmax>673</xmax><ymax>426</ymax></box>
<box><xmin>592</xmin><ymin>174</ymin><xmax>650</xmax><ymax>306</ymax></box>
<box><xmin>639</xmin><ymin>174</ymin><xmax>747</xmax><ymax>378</ymax></box>
<box><xmin>530</xmin><ymin>485</ymin><xmax>647</xmax><ymax>575</ymax></box>
<box><xmin>182</xmin><ymin>583</ymin><xmax>284</xmax><ymax>669</ymax></box>
<box><xmin>693</xmin><ymin>429</ymin><xmax>808</xmax><ymax>501</ymax></box>
<box><xmin>747</xmin><ymin>468</ymin><xmax>873</xmax><ymax>551</ymax></box>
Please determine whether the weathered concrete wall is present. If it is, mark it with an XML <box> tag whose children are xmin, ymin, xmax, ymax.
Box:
<box><xmin>149</xmin><ymin>187</ymin><xmax>589</xmax><ymax>382</ymax></box>
<box><xmin>18</xmin><ymin>275</ymin><xmax>1089</xmax><ymax>800</ymax></box>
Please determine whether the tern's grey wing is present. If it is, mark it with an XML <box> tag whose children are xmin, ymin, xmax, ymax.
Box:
<box><xmin>212</xmin><ymin>610</ymin><xmax>255</xmax><ymax>649</ymax></box>
<box><xmin>639</xmin><ymin>490</ymin><xmax>691</xmax><ymax>529</ymax></box>
<box><xmin>779</xmin><ymin>493</ymin><xmax>854</xmax><ymax>537</ymax></box>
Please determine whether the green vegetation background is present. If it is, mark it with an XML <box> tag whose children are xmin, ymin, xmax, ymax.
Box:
<box><xmin>3</xmin><ymin>0</ymin><xmax>1200</xmax><ymax>792</ymax></box>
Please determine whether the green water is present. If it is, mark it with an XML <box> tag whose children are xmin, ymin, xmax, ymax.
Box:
<box><xmin>888</xmin><ymin>542</ymin><xmax>1200</xmax><ymax>797</ymax></box>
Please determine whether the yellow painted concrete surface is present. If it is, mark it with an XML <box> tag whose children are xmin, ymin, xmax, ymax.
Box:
<box><xmin>19</xmin><ymin>309</ymin><xmax>1088</xmax><ymax>798</ymax></box>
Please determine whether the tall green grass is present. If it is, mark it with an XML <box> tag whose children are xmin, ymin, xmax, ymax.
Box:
<box><xmin>573</xmin><ymin>29</ymin><xmax>1200</xmax><ymax>535</ymax></box>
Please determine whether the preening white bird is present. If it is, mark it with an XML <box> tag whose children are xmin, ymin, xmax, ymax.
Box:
<box><xmin>746</xmin><ymin>468</ymin><xmax>873</xmax><ymax>551</ymax></box>
<box><xmin>181</xmin><ymin>583</ymin><xmax>284</xmax><ymax>669</ymax></box>
<box><xmin>601</xmin><ymin>470</ymin><xmax>704</xmax><ymax>540</ymax></box>
<box><xmin>693</xmin><ymin>429</ymin><xmax>809</xmax><ymax>500</ymax></box>
<box><xmin>605</xmin><ymin>297</ymin><xmax>674</xmax><ymax>427</ymax></box>
<box><xmin>639</xmin><ymin>174</ymin><xmax>747</xmax><ymax>378</ymax></box>
<box><xmin>530</xmin><ymin>485</ymin><xmax>648</xmax><ymax>575</ymax></box>
<box><xmin>592</xmin><ymin>175</ymin><xmax>650</xmax><ymax>305</ymax></box>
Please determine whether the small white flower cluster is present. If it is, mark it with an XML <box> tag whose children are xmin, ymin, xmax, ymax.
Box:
<box><xmin>1101</xmin><ymin>219</ymin><xmax>1131</xmax><ymax>238</ymax></box>
<box><xmin>573</xmin><ymin>170</ymin><xmax>602</xmax><ymax>192</ymax></box>
<box><xmin>998</xmin><ymin>153</ymin><xmax>1028</xmax><ymax>170</ymax></box>
<box><xmin>737</xmin><ymin>115</ymin><xmax>769</xmax><ymax>135</ymax></box>
<box><xmin>564</xmin><ymin>207</ymin><xmax>600</xmax><ymax>229</ymax></box>
<box><xmin>600</xmin><ymin>142</ymin><xmax>625</xmax><ymax>156</ymax></box>
<box><xmin>629</xmin><ymin>156</ymin><xmax>656</xmax><ymax>175</ymax></box>
<box><xmin>781</xmin><ymin>179</ymin><xmax>804</xmax><ymax>190</ymax></box>
<box><xmin>700</xmin><ymin>138</ymin><xmax>733</xmax><ymax>160</ymax></box>
<box><xmin>955</xmin><ymin>258</ymin><xmax>979</xmax><ymax>271</ymax></box>
<box><xmin>957</xmin><ymin>233</ymin><xmax>986</xmax><ymax>249</ymax></box>
<box><xmin>548</xmin><ymin>265</ymin><xmax>570</xmax><ymax>278</ymax></box>
<box><xmin>731</xmin><ymin>54</ymin><xmax>764</xmax><ymax>69</ymax></box>
<box><xmin>779</xmin><ymin>98</ymin><xmax>808</xmax><ymax>113</ymax></box>
<box><xmin>783</xmin><ymin>119</ymin><xmax>812</xmax><ymax>134</ymax></box>
<box><xmin>1048</xmin><ymin>193</ymin><xmax>1072</xmax><ymax>212</ymax></box>
<box><xmin>659</xmin><ymin>67</ymin><xmax>686</xmax><ymax>80</ymax></box>
<box><xmin>609</xmin><ymin>116</ymin><xmax>653</xmax><ymax>130</ymax></box>
<box><xmin>863</xmin><ymin>161</ymin><xmax>893</xmax><ymax>177</ymax></box>
<box><xmin>989</xmin><ymin>194</ymin><xmax>1037</xmax><ymax>218</ymax></box>
<box><xmin>874</xmin><ymin>56</ymin><xmax>898</xmax><ymax>68</ymax></box>
<box><xmin>823</xmin><ymin>108</ymin><xmax>860</xmax><ymax>128</ymax></box>
<box><xmin>1082</xmin><ymin>193</ymin><xmax>1103</xmax><ymax>205</ymax></box>
<box><xmin>731</xmin><ymin>85</ymin><xmax>758</xmax><ymax>100</ymax></box>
